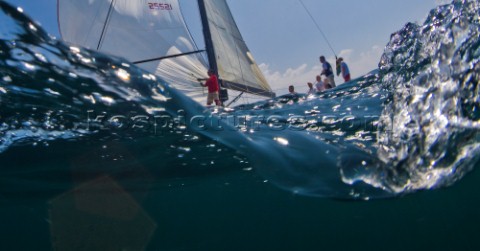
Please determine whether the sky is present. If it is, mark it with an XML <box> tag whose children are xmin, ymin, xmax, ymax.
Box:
<box><xmin>5</xmin><ymin>0</ymin><xmax>450</xmax><ymax>95</ymax></box>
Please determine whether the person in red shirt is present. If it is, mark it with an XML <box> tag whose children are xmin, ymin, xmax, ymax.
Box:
<box><xmin>200</xmin><ymin>69</ymin><xmax>221</xmax><ymax>106</ymax></box>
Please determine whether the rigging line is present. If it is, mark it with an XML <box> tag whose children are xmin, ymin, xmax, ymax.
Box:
<box><xmin>297</xmin><ymin>0</ymin><xmax>337</xmax><ymax>58</ymax></box>
<box><xmin>179</xmin><ymin>1</ymin><xmax>208</xmax><ymax>65</ymax></box>
<box><xmin>97</xmin><ymin>0</ymin><xmax>116</xmax><ymax>50</ymax></box>
<box><xmin>226</xmin><ymin>92</ymin><xmax>245</xmax><ymax>107</ymax></box>
<box><xmin>132</xmin><ymin>50</ymin><xmax>206</xmax><ymax>65</ymax></box>
<box><xmin>79</xmin><ymin>2</ymin><xmax>105</xmax><ymax>46</ymax></box>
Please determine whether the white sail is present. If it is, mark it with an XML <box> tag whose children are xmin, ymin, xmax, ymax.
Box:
<box><xmin>58</xmin><ymin>0</ymin><xmax>275</xmax><ymax>104</ymax></box>
<box><xmin>200</xmin><ymin>0</ymin><xmax>275</xmax><ymax>98</ymax></box>
<box><xmin>58</xmin><ymin>0</ymin><xmax>208</xmax><ymax>103</ymax></box>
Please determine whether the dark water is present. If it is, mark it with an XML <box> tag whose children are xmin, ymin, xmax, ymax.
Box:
<box><xmin>1</xmin><ymin>164</ymin><xmax>480</xmax><ymax>251</ymax></box>
<box><xmin>1</xmin><ymin>0</ymin><xmax>480</xmax><ymax>250</ymax></box>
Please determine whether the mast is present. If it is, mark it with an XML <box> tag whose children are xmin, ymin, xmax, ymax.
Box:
<box><xmin>198</xmin><ymin>0</ymin><xmax>230</xmax><ymax>103</ymax></box>
<box><xmin>197</xmin><ymin>0</ymin><xmax>218</xmax><ymax>76</ymax></box>
<box><xmin>196</xmin><ymin>0</ymin><xmax>275</xmax><ymax>99</ymax></box>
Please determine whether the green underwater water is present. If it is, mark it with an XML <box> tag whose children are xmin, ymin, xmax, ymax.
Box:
<box><xmin>0</xmin><ymin>145</ymin><xmax>478</xmax><ymax>251</ymax></box>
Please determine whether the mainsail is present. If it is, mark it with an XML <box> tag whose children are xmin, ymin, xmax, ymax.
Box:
<box><xmin>198</xmin><ymin>0</ymin><xmax>275</xmax><ymax>98</ymax></box>
<box><xmin>57</xmin><ymin>0</ymin><xmax>275</xmax><ymax>103</ymax></box>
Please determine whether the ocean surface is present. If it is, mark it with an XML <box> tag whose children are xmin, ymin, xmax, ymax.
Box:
<box><xmin>1</xmin><ymin>0</ymin><xmax>480</xmax><ymax>250</ymax></box>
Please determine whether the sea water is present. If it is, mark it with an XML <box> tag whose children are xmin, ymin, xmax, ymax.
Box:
<box><xmin>1</xmin><ymin>0</ymin><xmax>480</xmax><ymax>250</ymax></box>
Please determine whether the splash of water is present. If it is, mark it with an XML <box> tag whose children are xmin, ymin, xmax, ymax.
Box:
<box><xmin>374</xmin><ymin>0</ymin><xmax>480</xmax><ymax>193</ymax></box>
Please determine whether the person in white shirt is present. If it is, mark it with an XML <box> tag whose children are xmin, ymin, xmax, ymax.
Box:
<box><xmin>315</xmin><ymin>75</ymin><xmax>325</xmax><ymax>92</ymax></box>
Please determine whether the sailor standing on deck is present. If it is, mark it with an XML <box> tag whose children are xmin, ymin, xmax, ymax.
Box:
<box><xmin>199</xmin><ymin>69</ymin><xmax>221</xmax><ymax>106</ymax></box>
<box><xmin>336</xmin><ymin>57</ymin><xmax>351</xmax><ymax>82</ymax></box>
<box><xmin>319</xmin><ymin>56</ymin><xmax>336</xmax><ymax>87</ymax></box>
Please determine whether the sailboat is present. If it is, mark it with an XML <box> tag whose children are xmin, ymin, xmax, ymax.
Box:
<box><xmin>57</xmin><ymin>0</ymin><xmax>276</xmax><ymax>105</ymax></box>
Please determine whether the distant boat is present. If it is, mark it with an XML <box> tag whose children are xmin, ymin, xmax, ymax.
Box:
<box><xmin>57</xmin><ymin>0</ymin><xmax>276</xmax><ymax>105</ymax></box>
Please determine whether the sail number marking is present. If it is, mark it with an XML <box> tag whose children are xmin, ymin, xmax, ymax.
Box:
<box><xmin>148</xmin><ymin>3</ymin><xmax>173</xmax><ymax>10</ymax></box>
